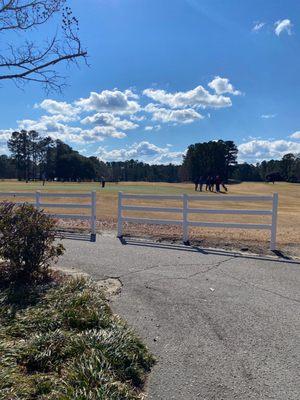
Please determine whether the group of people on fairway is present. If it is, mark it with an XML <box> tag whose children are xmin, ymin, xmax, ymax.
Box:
<box><xmin>194</xmin><ymin>176</ymin><xmax>228</xmax><ymax>193</ymax></box>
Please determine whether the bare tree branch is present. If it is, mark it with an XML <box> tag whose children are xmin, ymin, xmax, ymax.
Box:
<box><xmin>0</xmin><ymin>0</ymin><xmax>87</xmax><ymax>92</ymax></box>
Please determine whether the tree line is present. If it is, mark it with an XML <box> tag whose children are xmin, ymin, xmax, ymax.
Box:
<box><xmin>232</xmin><ymin>153</ymin><xmax>300</xmax><ymax>183</ymax></box>
<box><xmin>182</xmin><ymin>140</ymin><xmax>300</xmax><ymax>183</ymax></box>
<box><xmin>0</xmin><ymin>130</ymin><xmax>181</xmax><ymax>182</ymax></box>
<box><xmin>0</xmin><ymin>130</ymin><xmax>299</xmax><ymax>183</ymax></box>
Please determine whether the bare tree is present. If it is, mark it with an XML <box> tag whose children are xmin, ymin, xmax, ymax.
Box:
<box><xmin>0</xmin><ymin>0</ymin><xmax>87</xmax><ymax>91</ymax></box>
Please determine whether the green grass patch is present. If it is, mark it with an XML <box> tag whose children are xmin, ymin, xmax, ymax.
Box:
<box><xmin>0</xmin><ymin>180</ymin><xmax>190</xmax><ymax>194</ymax></box>
<box><xmin>0</xmin><ymin>276</ymin><xmax>155</xmax><ymax>399</ymax></box>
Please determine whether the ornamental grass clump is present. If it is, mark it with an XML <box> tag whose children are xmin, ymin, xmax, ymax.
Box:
<box><xmin>0</xmin><ymin>277</ymin><xmax>155</xmax><ymax>400</ymax></box>
<box><xmin>0</xmin><ymin>202</ymin><xmax>64</xmax><ymax>287</ymax></box>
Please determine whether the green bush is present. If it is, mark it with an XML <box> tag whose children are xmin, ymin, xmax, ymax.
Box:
<box><xmin>0</xmin><ymin>202</ymin><xmax>64</xmax><ymax>286</ymax></box>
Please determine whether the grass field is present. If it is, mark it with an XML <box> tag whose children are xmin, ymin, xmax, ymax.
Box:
<box><xmin>0</xmin><ymin>180</ymin><xmax>299</xmax><ymax>255</ymax></box>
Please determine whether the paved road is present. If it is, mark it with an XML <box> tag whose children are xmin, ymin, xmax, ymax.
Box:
<box><xmin>59</xmin><ymin>233</ymin><xmax>300</xmax><ymax>400</ymax></box>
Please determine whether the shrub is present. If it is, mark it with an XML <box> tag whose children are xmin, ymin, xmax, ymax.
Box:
<box><xmin>0</xmin><ymin>202</ymin><xmax>64</xmax><ymax>286</ymax></box>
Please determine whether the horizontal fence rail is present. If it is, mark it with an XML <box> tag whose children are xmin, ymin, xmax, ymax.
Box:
<box><xmin>0</xmin><ymin>191</ymin><xmax>97</xmax><ymax>242</ymax></box>
<box><xmin>117</xmin><ymin>192</ymin><xmax>279</xmax><ymax>250</ymax></box>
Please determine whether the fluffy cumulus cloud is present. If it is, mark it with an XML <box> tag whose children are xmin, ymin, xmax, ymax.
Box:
<box><xmin>98</xmin><ymin>141</ymin><xmax>184</xmax><ymax>164</ymax></box>
<box><xmin>0</xmin><ymin>129</ymin><xmax>14</xmax><ymax>142</ymax></box>
<box><xmin>1</xmin><ymin>79</ymin><xmax>241</xmax><ymax>148</ymax></box>
<box><xmin>144</xmin><ymin>103</ymin><xmax>204</xmax><ymax>124</ymax></box>
<box><xmin>143</xmin><ymin>84</ymin><xmax>233</xmax><ymax>109</ymax></box>
<box><xmin>11</xmin><ymin>90</ymin><xmax>143</xmax><ymax>143</ymax></box>
<box><xmin>80</xmin><ymin>112</ymin><xmax>138</xmax><ymax>130</ymax></box>
<box><xmin>36</xmin><ymin>99</ymin><xmax>80</xmax><ymax>118</ymax></box>
<box><xmin>252</xmin><ymin>21</ymin><xmax>265</xmax><ymax>32</ymax></box>
<box><xmin>130</xmin><ymin>115</ymin><xmax>145</xmax><ymax>122</ymax></box>
<box><xmin>274</xmin><ymin>19</ymin><xmax>293</xmax><ymax>36</ymax></box>
<box><xmin>75</xmin><ymin>89</ymin><xmax>140</xmax><ymax>114</ymax></box>
<box><xmin>238</xmin><ymin>139</ymin><xmax>300</xmax><ymax>162</ymax></box>
<box><xmin>17</xmin><ymin>116</ymin><xmax>126</xmax><ymax>143</ymax></box>
<box><xmin>208</xmin><ymin>76</ymin><xmax>241</xmax><ymax>96</ymax></box>
<box><xmin>290</xmin><ymin>131</ymin><xmax>300</xmax><ymax>139</ymax></box>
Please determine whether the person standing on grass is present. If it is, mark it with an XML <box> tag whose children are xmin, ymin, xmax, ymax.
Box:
<box><xmin>205</xmin><ymin>176</ymin><xmax>210</xmax><ymax>191</ymax></box>
<box><xmin>221</xmin><ymin>178</ymin><xmax>228</xmax><ymax>192</ymax></box>
<box><xmin>100</xmin><ymin>176</ymin><xmax>106</xmax><ymax>188</ymax></box>
<box><xmin>209</xmin><ymin>176</ymin><xmax>215</xmax><ymax>192</ymax></box>
<box><xmin>194</xmin><ymin>177</ymin><xmax>199</xmax><ymax>191</ymax></box>
<box><xmin>42</xmin><ymin>172</ymin><xmax>46</xmax><ymax>186</ymax></box>
<box><xmin>215</xmin><ymin>175</ymin><xmax>221</xmax><ymax>193</ymax></box>
<box><xmin>199</xmin><ymin>176</ymin><xmax>204</xmax><ymax>192</ymax></box>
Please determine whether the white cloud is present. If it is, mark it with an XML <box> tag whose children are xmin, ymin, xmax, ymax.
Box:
<box><xmin>17</xmin><ymin>116</ymin><xmax>126</xmax><ymax>143</ymax></box>
<box><xmin>261</xmin><ymin>114</ymin><xmax>276</xmax><ymax>119</ymax></box>
<box><xmin>290</xmin><ymin>131</ymin><xmax>300</xmax><ymax>139</ymax></box>
<box><xmin>98</xmin><ymin>141</ymin><xmax>184</xmax><ymax>164</ymax></box>
<box><xmin>76</xmin><ymin>89</ymin><xmax>141</xmax><ymax>114</ymax></box>
<box><xmin>80</xmin><ymin>112</ymin><xmax>138</xmax><ymax>130</ymax></box>
<box><xmin>274</xmin><ymin>19</ymin><xmax>293</xmax><ymax>36</ymax></box>
<box><xmin>143</xmin><ymin>85</ymin><xmax>232</xmax><ymax>109</ymax></box>
<box><xmin>1</xmin><ymin>82</ymin><xmax>242</xmax><ymax>150</ymax></box>
<box><xmin>252</xmin><ymin>22</ymin><xmax>265</xmax><ymax>32</ymax></box>
<box><xmin>130</xmin><ymin>115</ymin><xmax>145</xmax><ymax>122</ymax></box>
<box><xmin>0</xmin><ymin>129</ymin><xmax>14</xmax><ymax>142</ymax></box>
<box><xmin>208</xmin><ymin>76</ymin><xmax>241</xmax><ymax>96</ymax></box>
<box><xmin>144</xmin><ymin>125</ymin><xmax>161</xmax><ymax>131</ymax></box>
<box><xmin>144</xmin><ymin>103</ymin><xmax>204</xmax><ymax>124</ymax></box>
<box><xmin>86</xmin><ymin>126</ymin><xmax>126</xmax><ymax>140</ymax></box>
<box><xmin>238</xmin><ymin>139</ymin><xmax>300</xmax><ymax>162</ymax></box>
<box><xmin>124</xmin><ymin>89</ymin><xmax>139</xmax><ymax>99</ymax></box>
<box><xmin>36</xmin><ymin>99</ymin><xmax>80</xmax><ymax>119</ymax></box>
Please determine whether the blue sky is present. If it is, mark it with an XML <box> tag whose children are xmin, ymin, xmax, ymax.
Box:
<box><xmin>1</xmin><ymin>0</ymin><xmax>300</xmax><ymax>164</ymax></box>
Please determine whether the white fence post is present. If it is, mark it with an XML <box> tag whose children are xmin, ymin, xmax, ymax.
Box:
<box><xmin>183</xmin><ymin>194</ymin><xmax>189</xmax><ymax>244</ymax></box>
<box><xmin>35</xmin><ymin>191</ymin><xmax>40</xmax><ymax>211</ymax></box>
<box><xmin>270</xmin><ymin>192</ymin><xmax>278</xmax><ymax>251</ymax></box>
<box><xmin>91</xmin><ymin>191</ymin><xmax>97</xmax><ymax>242</ymax></box>
<box><xmin>117</xmin><ymin>192</ymin><xmax>123</xmax><ymax>238</ymax></box>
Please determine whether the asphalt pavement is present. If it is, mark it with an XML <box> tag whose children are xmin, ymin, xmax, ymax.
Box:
<box><xmin>59</xmin><ymin>233</ymin><xmax>300</xmax><ymax>400</ymax></box>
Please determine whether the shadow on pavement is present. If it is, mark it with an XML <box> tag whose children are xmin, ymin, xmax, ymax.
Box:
<box><xmin>119</xmin><ymin>236</ymin><xmax>300</xmax><ymax>265</ymax></box>
<box><xmin>56</xmin><ymin>231</ymin><xmax>94</xmax><ymax>242</ymax></box>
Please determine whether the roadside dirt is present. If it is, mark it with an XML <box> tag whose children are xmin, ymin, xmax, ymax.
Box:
<box><xmin>56</xmin><ymin>217</ymin><xmax>300</xmax><ymax>259</ymax></box>
<box><xmin>54</xmin><ymin>265</ymin><xmax>122</xmax><ymax>298</ymax></box>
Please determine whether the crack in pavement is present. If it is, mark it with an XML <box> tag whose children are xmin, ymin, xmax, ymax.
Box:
<box><xmin>140</xmin><ymin>257</ymin><xmax>237</xmax><ymax>288</ymax></box>
<box><xmin>218</xmin><ymin>270</ymin><xmax>300</xmax><ymax>305</ymax></box>
<box><xmin>118</xmin><ymin>256</ymin><xmax>235</xmax><ymax>279</ymax></box>
<box><xmin>187</xmin><ymin>256</ymin><xmax>236</xmax><ymax>278</ymax></box>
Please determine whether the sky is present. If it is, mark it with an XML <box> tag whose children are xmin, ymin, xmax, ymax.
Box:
<box><xmin>1</xmin><ymin>0</ymin><xmax>300</xmax><ymax>164</ymax></box>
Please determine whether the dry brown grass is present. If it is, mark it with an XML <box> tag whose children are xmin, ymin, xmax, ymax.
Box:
<box><xmin>0</xmin><ymin>180</ymin><xmax>299</xmax><ymax>256</ymax></box>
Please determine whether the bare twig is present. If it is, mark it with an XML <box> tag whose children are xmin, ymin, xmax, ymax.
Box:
<box><xmin>0</xmin><ymin>0</ymin><xmax>87</xmax><ymax>91</ymax></box>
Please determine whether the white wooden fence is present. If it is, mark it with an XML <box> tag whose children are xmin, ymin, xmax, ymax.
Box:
<box><xmin>117</xmin><ymin>192</ymin><xmax>279</xmax><ymax>250</ymax></box>
<box><xmin>0</xmin><ymin>191</ymin><xmax>97</xmax><ymax>242</ymax></box>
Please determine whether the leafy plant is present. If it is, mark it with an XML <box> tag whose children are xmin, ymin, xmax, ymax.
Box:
<box><xmin>0</xmin><ymin>202</ymin><xmax>64</xmax><ymax>286</ymax></box>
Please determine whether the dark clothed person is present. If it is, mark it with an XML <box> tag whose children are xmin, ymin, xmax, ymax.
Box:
<box><xmin>198</xmin><ymin>176</ymin><xmax>204</xmax><ymax>191</ymax></box>
<box><xmin>215</xmin><ymin>176</ymin><xmax>221</xmax><ymax>192</ymax></box>
<box><xmin>209</xmin><ymin>176</ymin><xmax>215</xmax><ymax>192</ymax></box>
<box><xmin>205</xmin><ymin>176</ymin><xmax>210</xmax><ymax>191</ymax></box>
